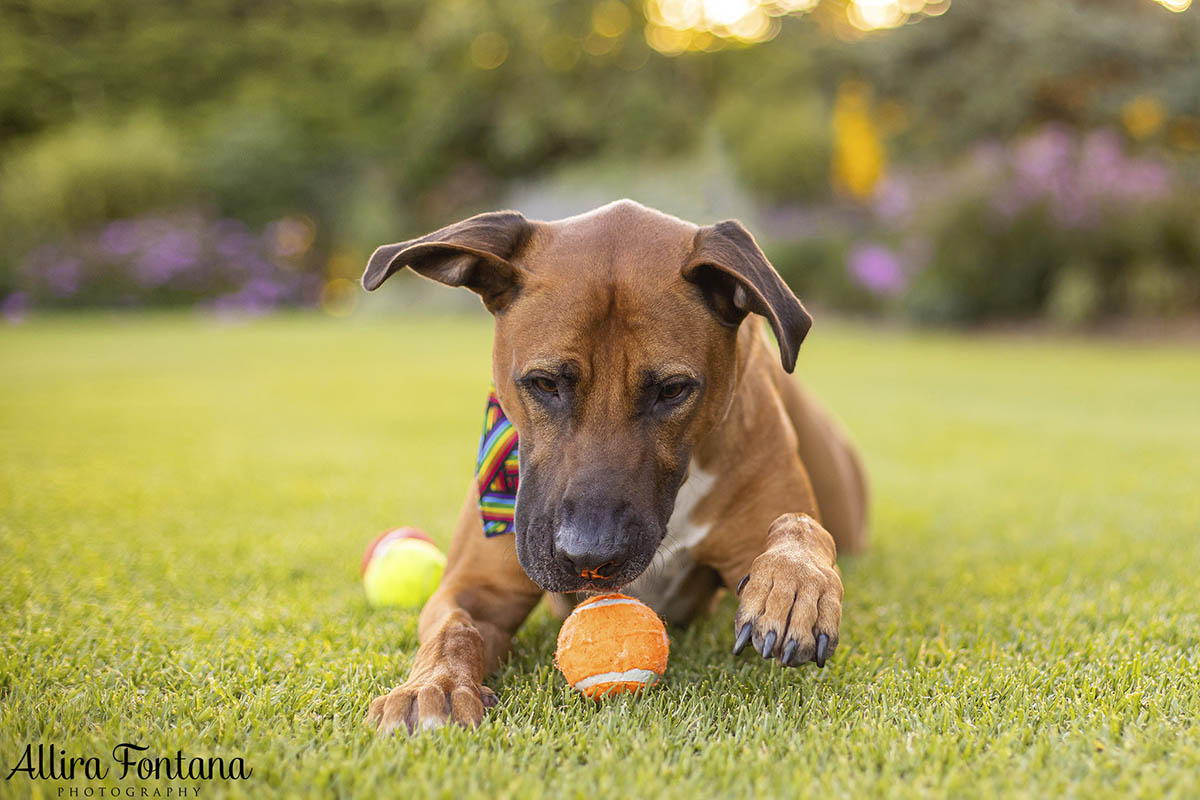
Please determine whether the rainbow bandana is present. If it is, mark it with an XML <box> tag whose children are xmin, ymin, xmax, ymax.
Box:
<box><xmin>476</xmin><ymin>387</ymin><xmax>520</xmax><ymax>537</ymax></box>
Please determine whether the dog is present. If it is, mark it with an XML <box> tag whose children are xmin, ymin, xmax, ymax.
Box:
<box><xmin>362</xmin><ymin>200</ymin><xmax>868</xmax><ymax>734</ymax></box>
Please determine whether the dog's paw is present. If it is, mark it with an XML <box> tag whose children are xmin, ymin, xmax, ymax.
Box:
<box><xmin>366</xmin><ymin>613</ymin><xmax>495</xmax><ymax>735</ymax></box>
<box><xmin>367</xmin><ymin>677</ymin><xmax>498</xmax><ymax>735</ymax></box>
<box><xmin>732</xmin><ymin>513</ymin><xmax>843</xmax><ymax>668</ymax></box>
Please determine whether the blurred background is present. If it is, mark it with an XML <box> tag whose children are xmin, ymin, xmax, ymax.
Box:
<box><xmin>2</xmin><ymin>0</ymin><xmax>1198</xmax><ymax>328</ymax></box>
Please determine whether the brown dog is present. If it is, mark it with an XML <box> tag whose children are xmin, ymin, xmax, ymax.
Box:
<box><xmin>362</xmin><ymin>200</ymin><xmax>867</xmax><ymax>734</ymax></box>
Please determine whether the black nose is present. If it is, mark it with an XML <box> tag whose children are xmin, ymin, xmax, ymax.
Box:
<box><xmin>552</xmin><ymin>491</ymin><xmax>638</xmax><ymax>578</ymax></box>
<box><xmin>552</xmin><ymin>496</ymin><xmax>631</xmax><ymax>580</ymax></box>
<box><xmin>554</xmin><ymin>538</ymin><xmax>625</xmax><ymax>580</ymax></box>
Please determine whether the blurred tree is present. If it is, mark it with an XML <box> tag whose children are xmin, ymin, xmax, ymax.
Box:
<box><xmin>1</xmin><ymin>0</ymin><xmax>1198</xmax><ymax>294</ymax></box>
<box><xmin>0</xmin><ymin>0</ymin><xmax>704</xmax><ymax>230</ymax></box>
<box><xmin>848</xmin><ymin>0</ymin><xmax>1200</xmax><ymax>159</ymax></box>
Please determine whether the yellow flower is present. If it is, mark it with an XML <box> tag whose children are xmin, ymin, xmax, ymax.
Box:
<box><xmin>832</xmin><ymin>80</ymin><xmax>886</xmax><ymax>200</ymax></box>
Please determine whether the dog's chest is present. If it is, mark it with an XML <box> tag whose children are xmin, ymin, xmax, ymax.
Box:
<box><xmin>625</xmin><ymin>463</ymin><xmax>718</xmax><ymax>618</ymax></box>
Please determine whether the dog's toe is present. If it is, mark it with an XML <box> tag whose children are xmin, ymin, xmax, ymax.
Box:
<box><xmin>373</xmin><ymin>689</ymin><xmax>417</xmax><ymax>735</ymax></box>
<box><xmin>450</xmin><ymin>686</ymin><xmax>485</xmax><ymax>727</ymax></box>
<box><xmin>733</xmin><ymin>543</ymin><xmax>843</xmax><ymax>667</ymax></box>
<box><xmin>366</xmin><ymin>694</ymin><xmax>387</xmax><ymax>727</ymax></box>
<box><xmin>369</xmin><ymin>679</ymin><xmax>496</xmax><ymax>735</ymax></box>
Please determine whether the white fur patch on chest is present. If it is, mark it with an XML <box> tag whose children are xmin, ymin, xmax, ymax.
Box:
<box><xmin>626</xmin><ymin>462</ymin><xmax>716</xmax><ymax>600</ymax></box>
<box><xmin>663</xmin><ymin>463</ymin><xmax>717</xmax><ymax>558</ymax></box>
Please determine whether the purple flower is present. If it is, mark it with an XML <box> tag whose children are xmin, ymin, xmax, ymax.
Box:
<box><xmin>872</xmin><ymin>175</ymin><xmax>913</xmax><ymax>224</ymax></box>
<box><xmin>13</xmin><ymin>209</ymin><xmax>321</xmax><ymax>312</ymax></box>
<box><xmin>135</xmin><ymin>228</ymin><xmax>201</xmax><ymax>287</ymax></box>
<box><xmin>991</xmin><ymin>125</ymin><xmax>1175</xmax><ymax>227</ymax></box>
<box><xmin>848</xmin><ymin>244</ymin><xmax>906</xmax><ymax>295</ymax></box>
<box><xmin>214</xmin><ymin>219</ymin><xmax>259</xmax><ymax>263</ymax></box>
<box><xmin>1079</xmin><ymin>130</ymin><xmax>1171</xmax><ymax>208</ymax></box>
<box><xmin>1013</xmin><ymin>125</ymin><xmax>1074</xmax><ymax>190</ymax></box>
<box><xmin>98</xmin><ymin>220</ymin><xmax>140</xmax><ymax>259</ymax></box>
<box><xmin>1002</xmin><ymin>125</ymin><xmax>1081</xmax><ymax>224</ymax></box>
<box><xmin>243</xmin><ymin>277</ymin><xmax>287</xmax><ymax>305</ymax></box>
<box><xmin>2</xmin><ymin>291</ymin><xmax>30</xmax><ymax>324</ymax></box>
<box><xmin>1119</xmin><ymin>161</ymin><xmax>1170</xmax><ymax>202</ymax></box>
<box><xmin>45</xmin><ymin>258</ymin><xmax>83</xmax><ymax>297</ymax></box>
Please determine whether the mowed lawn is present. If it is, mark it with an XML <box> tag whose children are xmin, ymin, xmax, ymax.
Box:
<box><xmin>1</xmin><ymin>313</ymin><xmax>1198</xmax><ymax>799</ymax></box>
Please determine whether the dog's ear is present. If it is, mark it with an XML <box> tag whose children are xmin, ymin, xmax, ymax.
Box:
<box><xmin>682</xmin><ymin>220</ymin><xmax>812</xmax><ymax>373</ymax></box>
<box><xmin>362</xmin><ymin>210</ymin><xmax>533</xmax><ymax>312</ymax></box>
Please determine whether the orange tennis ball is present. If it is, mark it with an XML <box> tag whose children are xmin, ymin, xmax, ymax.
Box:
<box><xmin>555</xmin><ymin>593</ymin><xmax>669</xmax><ymax>699</ymax></box>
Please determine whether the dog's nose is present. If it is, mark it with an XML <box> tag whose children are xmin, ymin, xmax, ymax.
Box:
<box><xmin>554</xmin><ymin>539</ymin><xmax>625</xmax><ymax>580</ymax></box>
<box><xmin>553</xmin><ymin>494</ymin><xmax>635</xmax><ymax>581</ymax></box>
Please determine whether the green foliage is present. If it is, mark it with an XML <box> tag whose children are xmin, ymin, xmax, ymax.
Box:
<box><xmin>0</xmin><ymin>0</ymin><xmax>711</xmax><ymax>260</ymax></box>
<box><xmin>2</xmin><ymin>0</ymin><xmax>1199</xmax><ymax>318</ymax></box>
<box><xmin>192</xmin><ymin>109</ymin><xmax>321</xmax><ymax>228</ymax></box>
<box><xmin>902</xmin><ymin>192</ymin><xmax>1200</xmax><ymax>327</ymax></box>
<box><xmin>0</xmin><ymin>114</ymin><xmax>191</xmax><ymax>259</ymax></box>
<box><xmin>765</xmin><ymin>233</ymin><xmax>884</xmax><ymax>314</ymax></box>
<box><xmin>718</xmin><ymin>91</ymin><xmax>831</xmax><ymax>203</ymax></box>
<box><xmin>2</xmin><ymin>315</ymin><xmax>1199</xmax><ymax>797</ymax></box>
<box><xmin>850</xmin><ymin>0</ymin><xmax>1200</xmax><ymax>158</ymax></box>
<box><xmin>903</xmin><ymin>202</ymin><xmax>1061</xmax><ymax>325</ymax></box>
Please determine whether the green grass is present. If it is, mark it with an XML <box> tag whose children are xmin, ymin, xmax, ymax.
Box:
<box><xmin>2</xmin><ymin>313</ymin><xmax>1198</xmax><ymax>799</ymax></box>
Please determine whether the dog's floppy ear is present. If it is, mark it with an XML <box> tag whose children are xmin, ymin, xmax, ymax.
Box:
<box><xmin>362</xmin><ymin>210</ymin><xmax>533</xmax><ymax>312</ymax></box>
<box><xmin>682</xmin><ymin>220</ymin><xmax>812</xmax><ymax>373</ymax></box>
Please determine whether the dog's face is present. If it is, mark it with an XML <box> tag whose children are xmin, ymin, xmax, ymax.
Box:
<box><xmin>363</xmin><ymin>200</ymin><xmax>810</xmax><ymax>593</ymax></box>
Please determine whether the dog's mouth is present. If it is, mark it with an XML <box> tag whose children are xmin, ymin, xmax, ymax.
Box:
<box><xmin>533</xmin><ymin>562</ymin><xmax>653</xmax><ymax>594</ymax></box>
<box><xmin>576</xmin><ymin>574</ymin><xmax>628</xmax><ymax>593</ymax></box>
<box><xmin>514</xmin><ymin>520</ymin><xmax>661</xmax><ymax>594</ymax></box>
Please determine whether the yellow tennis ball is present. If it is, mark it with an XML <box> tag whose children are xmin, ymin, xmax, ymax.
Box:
<box><xmin>361</xmin><ymin>529</ymin><xmax>446</xmax><ymax>608</ymax></box>
<box><xmin>555</xmin><ymin>593</ymin><xmax>669</xmax><ymax>699</ymax></box>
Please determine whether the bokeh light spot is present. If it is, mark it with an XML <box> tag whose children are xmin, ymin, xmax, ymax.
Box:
<box><xmin>470</xmin><ymin>32</ymin><xmax>509</xmax><ymax>70</ymax></box>
<box><xmin>320</xmin><ymin>277</ymin><xmax>358</xmax><ymax>317</ymax></box>
<box><xmin>848</xmin><ymin>0</ymin><xmax>908</xmax><ymax>31</ymax></box>
<box><xmin>584</xmin><ymin>31</ymin><xmax>621</xmax><ymax>55</ymax></box>
<box><xmin>705</xmin><ymin>0</ymin><xmax>758</xmax><ymax>26</ymax></box>
<box><xmin>268</xmin><ymin>216</ymin><xmax>316</xmax><ymax>260</ymax></box>
<box><xmin>542</xmin><ymin>34</ymin><xmax>581</xmax><ymax>71</ymax></box>
<box><xmin>644</xmin><ymin>0</ymin><xmax>807</xmax><ymax>51</ymax></box>
<box><xmin>593</xmin><ymin>0</ymin><xmax>633</xmax><ymax>37</ymax></box>
<box><xmin>1122</xmin><ymin>96</ymin><xmax>1167</xmax><ymax>139</ymax></box>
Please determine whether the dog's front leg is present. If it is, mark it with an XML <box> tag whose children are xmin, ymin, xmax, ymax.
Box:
<box><xmin>728</xmin><ymin>512</ymin><xmax>843</xmax><ymax>668</ymax></box>
<box><xmin>367</xmin><ymin>487</ymin><xmax>542</xmax><ymax>735</ymax></box>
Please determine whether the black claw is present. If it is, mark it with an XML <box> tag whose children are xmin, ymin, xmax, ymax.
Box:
<box><xmin>781</xmin><ymin>639</ymin><xmax>798</xmax><ymax>666</ymax></box>
<box><xmin>760</xmin><ymin>630</ymin><xmax>777</xmax><ymax>659</ymax></box>
<box><xmin>736</xmin><ymin>574</ymin><xmax>750</xmax><ymax>595</ymax></box>
<box><xmin>815</xmin><ymin>633</ymin><xmax>829</xmax><ymax>668</ymax></box>
<box><xmin>733</xmin><ymin>622</ymin><xmax>753</xmax><ymax>655</ymax></box>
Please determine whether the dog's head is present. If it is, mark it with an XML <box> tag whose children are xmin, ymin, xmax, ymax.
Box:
<box><xmin>363</xmin><ymin>200</ymin><xmax>810</xmax><ymax>592</ymax></box>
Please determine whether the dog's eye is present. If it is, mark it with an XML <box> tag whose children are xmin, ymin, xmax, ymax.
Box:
<box><xmin>658</xmin><ymin>381</ymin><xmax>689</xmax><ymax>404</ymax></box>
<box><xmin>532</xmin><ymin>376</ymin><xmax>558</xmax><ymax>396</ymax></box>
